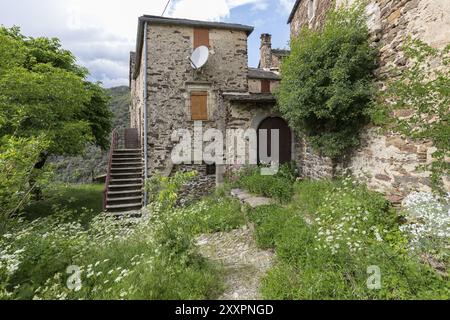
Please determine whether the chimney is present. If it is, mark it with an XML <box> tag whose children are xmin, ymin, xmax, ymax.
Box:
<box><xmin>260</xmin><ymin>33</ymin><xmax>272</xmax><ymax>70</ymax></box>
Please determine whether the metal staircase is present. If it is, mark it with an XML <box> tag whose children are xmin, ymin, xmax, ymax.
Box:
<box><xmin>103</xmin><ymin>129</ymin><xmax>144</xmax><ymax>214</ymax></box>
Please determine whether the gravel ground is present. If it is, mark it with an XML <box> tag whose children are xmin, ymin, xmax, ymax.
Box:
<box><xmin>196</xmin><ymin>226</ymin><xmax>275</xmax><ymax>300</ymax></box>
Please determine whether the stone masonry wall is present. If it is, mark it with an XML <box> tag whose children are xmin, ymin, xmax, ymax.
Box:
<box><xmin>289</xmin><ymin>0</ymin><xmax>450</xmax><ymax>199</ymax></box>
<box><xmin>142</xmin><ymin>24</ymin><xmax>249</xmax><ymax>197</ymax></box>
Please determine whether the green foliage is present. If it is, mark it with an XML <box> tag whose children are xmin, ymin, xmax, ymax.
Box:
<box><xmin>182</xmin><ymin>196</ymin><xmax>245</xmax><ymax>234</ymax></box>
<box><xmin>234</xmin><ymin>165</ymin><xmax>295</xmax><ymax>203</ymax></box>
<box><xmin>1</xmin><ymin>172</ymin><xmax>240</xmax><ymax>300</ymax></box>
<box><xmin>23</xmin><ymin>184</ymin><xmax>104</xmax><ymax>223</ymax></box>
<box><xmin>251</xmin><ymin>179</ymin><xmax>449</xmax><ymax>299</ymax></box>
<box><xmin>0</xmin><ymin>26</ymin><xmax>112</xmax><ymax>219</ymax></box>
<box><xmin>372</xmin><ymin>38</ymin><xmax>449</xmax><ymax>192</ymax></box>
<box><xmin>276</xmin><ymin>2</ymin><xmax>377</xmax><ymax>159</ymax></box>
<box><xmin>0</xmin><ymin>135</ymin><xmax>50</xmax><ymax>226</ymax></box>
<box><xmin>51</xmin><ymin>86</ymin><xmax>131</xmax><ymax>184</ymax></box>
<box><xmin>0</xmin><ymin>26</ymin><xmax>112</xmax><ymax>156</ymax></box>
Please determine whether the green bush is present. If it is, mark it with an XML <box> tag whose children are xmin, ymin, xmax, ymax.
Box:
<box><xmin>247</xmin><ymin>205</ymin><xmax>294</xmax><ymax>249</ymax></box>
<box><xmin>276</xmin><ymin>2</ymin><xmax>377</xmax><ymax>159</ymax></box>
<box><xmin>257</xmin><ymin>179</ymin><xmax>449</xmax><ymax>299</ymax></box>
<box><xmin>1</xmin><ymin>172</ymin><xmax>228</xmax><ymax>300</ymax></box>
<box><xmin>236</xmin><ymin>167</ymin><xmax>294</xmax><ymax>203</ymax></box>
<box><xmin>182</xmin><ymin>197</ymin><xmax>245</xmax><ymax>234</ymax></box>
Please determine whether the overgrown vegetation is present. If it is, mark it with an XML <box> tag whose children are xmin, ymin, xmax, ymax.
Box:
<box><xmin>276</xmin><ymin>2</ymin><xmax>377</xmax><ymax>159</ymax></box>
<box><xmin>244</xmin><ymin>178</ymin><xmax>449</xmax><ymax>299</ymax></box>
<box><xmin>371</xmin><ymin>38</ymin><xmax>449</xmax><ymax>192</ymax></box>
<box><xmin>0</xmin><ymin>173</ymin><xmax>245</xmax><ymax>300</ymax></box>
<box><xmin>0</xmin><ymin>26</ymin><xmax>112</xmax><ymax>220</ymax></box>
<box><xmin>229</xmin><ymin>164</ymin><xmax>297</xmax><ymax>203</ymax></box>
<box><xmin>51</xmin><ymin>86</ymin><xmax>131</xmax><ymax>184</ymax></box>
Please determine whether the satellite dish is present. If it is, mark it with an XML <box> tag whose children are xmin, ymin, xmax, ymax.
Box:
<box><xmin>189</xmin><ymin>46</ymin><xmax>209</xmax><ymax>70</ymax></box>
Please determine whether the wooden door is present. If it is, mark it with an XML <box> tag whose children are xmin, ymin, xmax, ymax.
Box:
<box><xmin>258</xmin><ymin>117</ymin><xmax>292</xmax><ymax>164</ymax></box>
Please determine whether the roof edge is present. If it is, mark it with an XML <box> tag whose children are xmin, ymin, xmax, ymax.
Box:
<box><xmin>133</xmin><ymin>16</ymin><xmax>254</xmax><ymax>79</ymax></box>
<box><xmin>287</xmin><ymin>0</ymin><xmax>302</xmax><ymax>24</ymax></box>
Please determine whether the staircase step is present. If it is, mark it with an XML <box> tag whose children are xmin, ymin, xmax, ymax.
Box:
<box><xmin>111</xmin><ymin>167</ymin><xmax>143</xmax><ymax>172</ymax></box>
<box><xmin>108</xmin><ymin>190</ymin><xmax>143</xmax><ymax>198</ymax></box>
<box><xmin>109</xmin><ymin>178</ymin><xmax>143</xmax><ymax>186</ymax></box>
<box><xmin>114</xmin><ymin>149</ymin><xmax>142</xmax><ymax>153</ymax></box>
<box><xmin>113</xmin><ymin>158</ymin><xmax>143</xmax><ymax>162</ymax></box>
<box><xmin>113</xmin><ymin>153</ymin><xmax>141</xmax><ymax>157</ymax></box>
<box><xmin>112</xmin><ymin>162</ymin><xmax>143</xmax><ymax>167</ymax></box>
<box><xmin>107</xmin><ymin>196</ymin><xmax>142</xmax><ymax>202</ymax></box>
<box><xmin>109</xmin><ymin>184</ymin><xmax>142</xmax><ymax>189</ymax></box>
<box><xmin>106</xmin><ymin>203</ymin><xmax>143</xmax><ymax>210</ymax></box>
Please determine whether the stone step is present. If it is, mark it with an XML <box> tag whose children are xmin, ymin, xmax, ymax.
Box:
<box><xmin>110</xmin><ymin>178</ymin><xmax>143</xmax><ymax>185</ymax></box>
<box><xmin>112</xmin><ymin>162</ymin><xmax>143</xmax><ymax>168</ymax></box>
<box><xmin>108</xmin><ymin>183</ymin><xmax>142</xmax><ymax>190</ymax></box>
<box><xmin>112</xmin><ymin>157</ymin><xmax>143</xmax><ymax>162</ymax></box>
<box><xmin>107</xmin><ymin>196</ymin><xmax>143</xmax><ymax>203</ymax></box>
<box><xmin>111</xmin><ymin>167</ymin><xmax>143</xmax><ymax>172</ymax></box>
<box><xmin>106</xmin><ymin>203</ymin><xmax>143</xmax><ymax>211</ymax></box>
<box><xmin>114</xmin><ymin>149</ymin><xmax>142</xmax><ymax>153</ymax></box>
<box><xmin>110</xmin><ymin>173</ymin><xmax>143</xmax><ymax>179</ymax></box>
<box><xmin>113</xmin><ymin>154</ymin><xmax>142</xmax><ymax>159</ymax></box>
<box><xmin>108</xmin><ymin>190</ymin><xmax>143</xmax><ymax>199</ymax></box>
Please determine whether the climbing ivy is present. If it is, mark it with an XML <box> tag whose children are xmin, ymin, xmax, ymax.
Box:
<box><xmin>276</xmin><ymin>1</ymin><xmax>377</xmax><ymax>159</ymax></box>
<box><xmin>371</xmin><ymin>38</ymin><xmax>450</xmax><ymax>192</ymax></box>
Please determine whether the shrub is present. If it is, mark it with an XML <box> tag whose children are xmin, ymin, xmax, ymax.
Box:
<box><xmin>276</xmin><ymin>2</ymin><xmax>377</xmax><ymax>159</ymax></box>
<box><xmin>1</xmin><ymin>172</ymin><xmax>228</xmax><ymax>300</ymax></box>
<box><xmin>236</xmin><ymin>166</ymin><xmax>294</xmax><ymax>203</ymax></box>
<box><xmin>247</xmin><ymin>205</ymin><xmax>294</xmax><ymax>249</ymax></box>
<box><xmin>258</xmin><ymin>179</ymin><xmax>449</xmax><ymax>299</ymax></box>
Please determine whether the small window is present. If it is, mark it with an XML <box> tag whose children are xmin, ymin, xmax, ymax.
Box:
<box><xmin>194</xmin><ymin>28</ymin><xmax>209</xmax><ymax>48</ymax></box>
<box><xmin>206</xmin><ymin>163</ymin><xmax>216</xmax><ymax>176</ymax></box>
<box><xmin>191</xmin><ymin>91</ymin><xmax>208</xmax><ymax>120</ymax></box>
<box><xmin>261</xmin><ymin>80</ymin><xmax>271</xmax><ymax>93</ymax></box>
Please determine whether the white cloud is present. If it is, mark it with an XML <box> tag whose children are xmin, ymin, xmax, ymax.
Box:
<box><xmin>168</xmin><ymin>0</ymin><xmax>268</xmax><ymax>21</ymax></box>
<box><xmin>278</xmin><ymin>0</ymin><xmax>295</xmax><ymax>14</ymax></box>
<box><xmin>0</xmin><ymin>0</ymin><xmax>270</xmax><ymax>87</ymax></box>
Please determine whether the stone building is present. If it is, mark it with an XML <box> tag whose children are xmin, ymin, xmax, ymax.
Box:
<box><xmin>129</xmin><ymin>15</ymin><xmax>289</xmax><ymax>201</ymax></box>
<box><xmin>125</xmin><ymin>0</ymin><xmax>448</xmax><ymax>207</ymax></box>
<box><xmin>287</xmin><ymin>0</ymin><xmax>450</xmax><ymax>200</ymax></box>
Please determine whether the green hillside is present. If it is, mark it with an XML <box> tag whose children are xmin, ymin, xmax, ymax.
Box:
<box><xmin>51</xmin><ymin>86</ymin><xmax>131</xmax><ymax>183</ymax></box>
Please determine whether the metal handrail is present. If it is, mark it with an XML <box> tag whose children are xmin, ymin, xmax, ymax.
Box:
<box><xmin>103</xmin><ymin>129</ymin><xmax>118</xmax><ymax>211</ymax></box>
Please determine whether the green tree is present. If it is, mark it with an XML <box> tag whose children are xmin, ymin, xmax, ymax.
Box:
<box><xmin>276</xmin><ymin>2</ymin><xmax>377</xmax><ymax>159</ymax></box>
<box><xmin>0</xmin><ymin>26</ymin><xmax>113</xmax><ymax>215</ymax></box>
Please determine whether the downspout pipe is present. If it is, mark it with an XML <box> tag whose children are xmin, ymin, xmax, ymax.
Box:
<box><xmin>143</xmin><ymin>22</ymin><xmax>149</xmax><ymax>206</ymax></box>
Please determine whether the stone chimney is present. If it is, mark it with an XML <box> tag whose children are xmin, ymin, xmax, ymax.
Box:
<box><xmin>260</xmin><ymin>33</ymin><xmax>272</xmax><ymax>70</ymax></box>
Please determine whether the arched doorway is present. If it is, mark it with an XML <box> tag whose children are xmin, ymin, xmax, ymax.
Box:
<box><xmin>257</xmin><ymin>117</ymin><xmax>292</xmax><ymax>165</ymax></box>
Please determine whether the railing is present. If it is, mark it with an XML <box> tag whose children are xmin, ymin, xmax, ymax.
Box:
<box><xmin>103</xmin><ymin>129</ymin><xmax>119</xmax><ymax>211</ymax></box>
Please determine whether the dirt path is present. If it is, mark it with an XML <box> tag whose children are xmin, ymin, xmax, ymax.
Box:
<box><xmin>196</xmin><ymin>226</ymin><xmax>275</xmax><ymax>300</ymax></box>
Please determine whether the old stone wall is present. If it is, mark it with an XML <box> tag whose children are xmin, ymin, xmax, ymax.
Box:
<box><xmin>248</xmin><ymin>78</ymin><xmax>280</xmax><ymax>93</ymax></box>
<box><xmin>140</xmin><ymin>24</ymin><xmax>249</xmax><ymax>197</ymax></box>
<box><xmin>289</xmin><ymin>0</ymin><xmax>450</xmax><ymax>198</ymax></box>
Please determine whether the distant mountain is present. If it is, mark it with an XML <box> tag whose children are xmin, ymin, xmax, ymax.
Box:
<box><xmin>51</xmin><ymin>86</ymin><xmax>131</xmax><ymax>184</ymax></box>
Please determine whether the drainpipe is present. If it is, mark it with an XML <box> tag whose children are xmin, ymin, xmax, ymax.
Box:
<box><xmin>143</xmin><ymin>22</ymin><xmax>149</xmax><ymax>206</ymax></box>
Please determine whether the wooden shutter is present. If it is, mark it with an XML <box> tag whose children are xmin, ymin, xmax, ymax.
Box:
<box><xmin>194</xmin><ymin>28</ymin><xmax>209</xmax><ymax>48</ymax></box>
<box><xmin>261</xmin><ymin>80</ymin><xmax>271</xmax><ymax>93</ymax></box>
<box><xmin>191</xmin><ymin>91</ymin><xmax>208</xmax><ymax>120</ymax></box>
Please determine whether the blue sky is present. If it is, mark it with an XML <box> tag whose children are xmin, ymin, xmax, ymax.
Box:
<box><xmin>0</xmin><ymin>0</ymin><xmax>295</xmax><ymax>87</ymax></box>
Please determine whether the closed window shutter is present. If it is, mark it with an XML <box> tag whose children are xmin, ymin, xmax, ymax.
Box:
<box><xmin>261</xmin><ymin>80</ymin><xmax>271</xmax><ymax>93</ymax></box>
<box><xmin>191</xmin><ymin>92</ymin><xmax>208</xmax><ymax>120</ymax></box>
<box><xmin>194</xmin><ymin>28</ymin><xmax>209</xmax><ymax>48</ymax></box>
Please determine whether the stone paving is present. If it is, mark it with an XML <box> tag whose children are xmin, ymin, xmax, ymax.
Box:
<box><xmin>196</xmin><ymin>226</ymin><xmax>275</xmax><ymax>300</ymax></box>
<box><xmin>195</xmin><ymin>188</ymin><xmax>275</xmax><ymax>300</ymax></box>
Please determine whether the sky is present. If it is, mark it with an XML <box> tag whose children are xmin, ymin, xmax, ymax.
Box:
<box><xmin>0</xmin><ymin>0</ymin><xmax>295</xmax><ymax>87</ymax></box>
